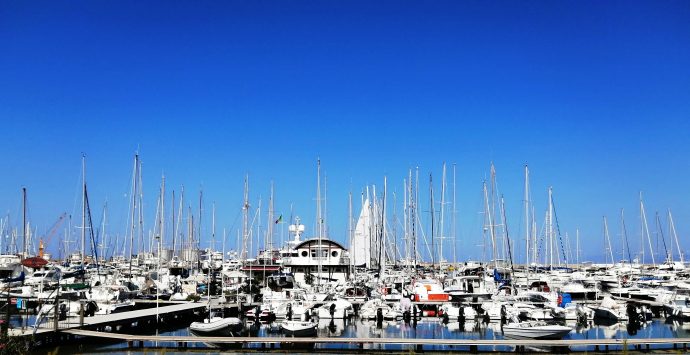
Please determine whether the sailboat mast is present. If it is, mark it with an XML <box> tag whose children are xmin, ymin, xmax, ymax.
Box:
<box><xmin>128</xmin><ymin>154</ymin><xmax>139</xmax><ymax>283</ymax></box>
<box><xmin>621</xmin><ymin>209</ymin><xmax>633</xmax><ymax>266</ymax></box>
<box><xmin>668</xmin><ymin>209</ymin><xmax>683</xmax><ymax>263</ymax></box>
<box><xmin>452</xmin><ymin>163</ymin><xmax>457</xmax><ymax>266</ymax></box>
<box><xmin>548</xmin><ymin>187</ymin><xmax>553</xmax><ymax>269</ymax></box>
<box><xmin>22</xmin><ymin>187</ymin><xmax>27</xmax><ymax>260</ymax></box>
<box><xmin>603</xmin><ymin>216</ymin><xmax>614</xmax><ymax>265</ymax></box>
<box><xmin>241</xmin><ymin>175</ymin><xmax>249</xmax><ymax>261</ymax></box>
<box><xmin>81</xmin><ymin>154</ymin><xmax>86</xmax><ymax>264</ymax></box>
<box><xmin>267</xmin><ymin>182</ymin><xmax>274</xmax><ymax>261</ymax></box>
<box><xmin>379</xmin><ymin>176</ymin><xmax>387</xmax><ymax>277</ymax></box>
<box><xmin>524</xmin><ymin>165</ymin><xmax>530</xmax><ymax>266</ymax></box>
<box><xmin>171</xmin><ymin>190</ymin><xmax>176</xmax><ymax>257</ymax></box>
<box><xmin>316</xmin><ymin>159</ymin><xmax>322</xmax><ymax>286</ymax></box>
<box><xmin>439</xmin><ymin>163</ymin><xmax>446</xmax><ymax>269</ymax></box>
<box><xmin>655</xmin><ymin>212</ymin><xmax>669</xmax><ymax>263</ymax></box>
<box><xmin>414</xmin><ymin>167</ymin><xmax>419</xmax><ymax>269</ymax></box>
<box><xmin>575</xmin><ymin>228</ymin><xmax>580</xmax><ymax>265</ymax></box>
<box><xmin>211</xmin><ymin>202</ymin><xmax>216</xmax><ymax>251</ymax></box>
<box><xmin>161</xmin><ymin>175</ymin><xmax>165</xmax><ymax>256</ymax></box>
<box><xmin>481</xmin><ymin>181</ymin><xmax>491</xmax><ymax>266</ymax></box>
<box><xmin>348</xmin><ymin>191</ymin><xmax>353</xmax><ymax>277</ymax></box>
<box><xmin>429</xmin><ymin>173</ymin><xmax>435</xmax><ymax>269</ymax></box>
<box><xmin>639</xmin><ymin>192</ymin><xmax>656</xmax><ymax>266</ymax></box>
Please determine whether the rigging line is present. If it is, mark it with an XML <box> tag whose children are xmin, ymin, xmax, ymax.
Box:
<box><xmin>550</xmin><ymin>192</ymin><xmax>568</xmax><ymax>267</ymax></box>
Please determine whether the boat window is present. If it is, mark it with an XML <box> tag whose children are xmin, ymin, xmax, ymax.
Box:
<box><xmin>301</xmin><ymin>251</ymin><xmax>308</xmax><ymax>257</ymax></box>
<box><xmin>331</xmin><ymin>251</ymin><xmax>338</xmax><ymax>257</ymax></box>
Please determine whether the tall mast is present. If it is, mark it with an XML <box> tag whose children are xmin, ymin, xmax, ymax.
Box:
<box><xmin>575</xmin><ymin>228</ymin><xmax>580</xmax><ymax>265</ymax></box>
<box><xmin>403</xmin><ymin>178</ymin><xmax>409</xmax><ymax>268</ymax></box>
<box><xmin>198</xmin><ymin>189</ymin><xmax>203</xmax><ymax>253</ymax></box>
<box><xmin>490</xmin><ymin>163</ymin><xmax>498</xmax><ymax>261</ymax></box>
<box><xmin>524</xmin><ymin>165</ymin><xmax>530</xmax><ymax>266</ymax></box>
<box><xmin>171</xmin><ymin>190</ymin><xmax>176</xmax><ymax>257</ymax></box>
<box><xmin>22</xmin><ymin>187</ymin><xmax>27</xmax><ymax>260</ymax></box>
<box><xmin>267</xmin><ymin>182</ymin><xmax>274</xmax><ymax>261</ymax></box>
<box><xmin>241</xmin><ymin>175</ymin><xmax>250</xmax><ymax>261</ymax></box>
<box><xmin>500</xmin><ymin>195</ymin><xmax>514</xmax><ymax>273</ymax></box>
<box><xmin>410</xmin><ymin>167</ymin><xmax>419</xmax><ymax>271</ymax></box>
<box><xmin>379</xmin><ymin>176</ymin><xmax>387</xmax><ymax>279</ymax></box>
<box><xmin>621</xmin><ymin>209</ymin><xmax>633</xmax><ymax>267</ymax></box>
<box><xmin>668</xmin><ymin>209</ymin><xmax>683</xmax><ymax>263</ymax></box>
<box><xmin>439</xmin><ymin>163</ymin><xmax>446</xmax><ymax>269</ymax></box>
<box><xmin>100</xmin><ymin>201</ymin><xmax>108</xmax><ymax>262</ymax></box>
<box><xmin>348</xmin><ymin>191</ymin><xmax>353</xmax><ymax>277</ymax></box>
<box><xmin>639</xmin><ymin>192</ymin><xmax>655</xmax><ymax>266</ymax></box>
<box><xmin>452</xmin><ymin>163</ymin><xmax>457</xmax><ymax>266</ymax></box>
<box><xmin>603</xmin><ymin>216</ymin><xmax>614</xmax><ymax>265</ymax></box>
<box><xmin>481</xmin><ymin>181</ymin><xmax>492</xmax><ymax>266</ymax></box>
<box><xmin>655</xmin><ymin>212</ymin><xmax>670</xmax><ymax>263</ymax></box>
<box><xmin>316</xmin><ymin>159</ymin><xmax>322</xmax><ymax>286</ymax></box>
<box><xmin>548</xmin><ymin>186</ymin><xmax>553</xmax><ymax>269</ymax></box>
<box><xmin>128</xmin><ymin>154</ymin><xmax>139</xmax><ymax>283</ymax></box>
<box><xmin>81</xmin><ymin>154</ymin><xmax>86</xmax><ymax>264</ymax></box>
<box><xmin>211</xmin><ymin>202</ymin><xmax>216</xmax><ymax>251</ymax></box>
<box><xmin>137</xmin><ymin>159</ymin><xmax>144</xmax><ymax>256</ymax></box>
<box><xmin>160</xmin><ymin>175</ymin><xmax>165</xmax><ymax>256</ymax></box>
<box><xmin>429</xmin><ymin>173</ymin><xmax>435</xmax><ymax>268</ymax></box>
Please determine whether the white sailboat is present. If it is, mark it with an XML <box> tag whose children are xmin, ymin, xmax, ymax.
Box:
<box><xmin>351</xmin><ymin>198</ymin><xmax>372</xmax><ymax>268</ymax></box>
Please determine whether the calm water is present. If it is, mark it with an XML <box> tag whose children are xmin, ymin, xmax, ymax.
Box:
<box><xmin>24</xmin><ymin>315</ymin><xmax>690</xmax><ymax>354</ymax></box>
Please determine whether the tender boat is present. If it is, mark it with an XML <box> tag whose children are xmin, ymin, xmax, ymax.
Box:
<box><xmin>502</xmin><ymin>319</ymin><xmax>572</xmax><ymax>339</ymax></box>
<box><xmin>280</xmin><ymin>320</ymin><xmax>317</xmax><ymax>336</ymax></box>
<box><xmin>189</xmin><ymin>316</ymin><xmax>243</xmax><ymax>336</ymax></box>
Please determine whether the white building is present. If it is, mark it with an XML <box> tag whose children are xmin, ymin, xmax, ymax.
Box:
<box><xmin>279</xmin><ymin>220</ymin><xmax>350</xmax><ymax>287</ymax></box>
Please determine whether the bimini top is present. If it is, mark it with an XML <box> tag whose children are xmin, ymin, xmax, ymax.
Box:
<box><xmin>293</xmin><ymin>238</ymin><xmax>347</xmax><ymax>251</ymax></box>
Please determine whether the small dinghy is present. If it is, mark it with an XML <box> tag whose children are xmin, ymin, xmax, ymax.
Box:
<box><xmin>502</xmin><ymin>319</ymin><xmax>572</xmax><ymax>339</ymax></box>
<box><xmin>189</xmin><ymin>316</ymin><xmax>243</xmax><ymax>336</ymax></box>
<box><xmin>280</xmin><ymin>320</ymin><xmax>317</xmax><ymax>337</ymax></box>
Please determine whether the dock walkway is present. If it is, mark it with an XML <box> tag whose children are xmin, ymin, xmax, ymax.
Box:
<box><xmin>62</xmin><ymin>328</ymin><xmax>690</xmax><ymax>352</ymax></box>
<box><xmin>9</xmin><ymin>302</ymin><xmax>206</xmax><ymax>337</ymax></box>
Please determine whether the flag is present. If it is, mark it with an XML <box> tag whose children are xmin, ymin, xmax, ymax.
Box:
<box><xmin>275</xmin><ymin>214</ymin><xmax>283</xmax><ymax>224</ymax></box>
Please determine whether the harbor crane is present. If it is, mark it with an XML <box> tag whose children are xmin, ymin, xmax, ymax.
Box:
<box><xmin>38</xmin><ymin>212</ymin><xmax>67</xmax><ymax>258</ymax></box>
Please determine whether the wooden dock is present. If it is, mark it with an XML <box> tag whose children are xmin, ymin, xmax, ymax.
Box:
<box><xmin>9</xmin><ymin>301</ymin><xmax>207</xmax><ymax>337</ymax></box>
<box><xmin>60</xmin><ymin>328</ymin><xmax>690</xmax><ymax>353</ymax></box>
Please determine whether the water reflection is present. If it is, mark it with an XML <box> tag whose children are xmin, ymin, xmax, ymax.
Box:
<box><xmin>29</xmin><ymin>315</ymin><xmax>690</xmax><ymax>353</ymax></box>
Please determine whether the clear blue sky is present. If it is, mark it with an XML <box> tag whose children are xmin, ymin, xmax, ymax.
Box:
<box><xmin>1</xmin><ymin>1</ymin><xmax>689</xmax><ymax>263</ymax></box>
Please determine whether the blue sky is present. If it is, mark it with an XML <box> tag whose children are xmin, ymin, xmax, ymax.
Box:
<box><xmin>1</xmin><ymin>1</ymin><xmax>689</xmax><ymax>263</ymax></box>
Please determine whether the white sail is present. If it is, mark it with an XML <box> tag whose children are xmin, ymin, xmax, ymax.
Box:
<box><xmin>352</xmin><ymin>198</ymin><xmax>372</xmax><ymax>268</ymax></box>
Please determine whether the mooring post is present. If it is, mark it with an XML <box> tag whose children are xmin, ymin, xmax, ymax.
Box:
<box><xmin>53</xmin><ymin>297</ymin><xmax>59</xmax><ymax>331</ymax></box>
<box><xmin>79</xmin><ymin>302</ymin><xmax>84</xmax><ymax>327</ymax></box>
